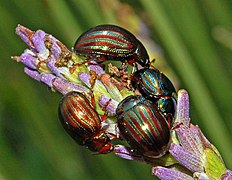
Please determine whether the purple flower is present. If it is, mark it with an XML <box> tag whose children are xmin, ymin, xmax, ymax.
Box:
<box><xmin>12</xmin><ymin>25</ymin><xmax>131</xmax><ymax>137</ymax></box>
<box><xmin>12</xmin><ymin>25</ymin><xmax>231</xmax><ymax>180</ymax></box>
<box><xmin>152</xmin><ymin>90</ymin><xmax>231</xmax><ymax>180</ymax></box>
<box><xmin>113</xmin><ymin>89</ymin><xmax>231</xmax><ymax>179</ymax></box>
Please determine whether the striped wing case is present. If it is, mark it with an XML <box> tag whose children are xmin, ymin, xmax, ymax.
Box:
<box><xmin>59</xmin><ymin>91</ymin><xmax>101</xmax><ymax>144</ymax></box>
<box><xmin>116</xmin><ymin>95</ymin><xmax>170</xmax><ymax>158</ymax></box>
<box><xmin>131</xmin><ymin>68</ymin><xmax>177</xmax><ymax>126</ymax></box>
<box><xmin>74</xmin><ymin>24</ymin><xmax>150</xmax><ymax>67</ymax></box>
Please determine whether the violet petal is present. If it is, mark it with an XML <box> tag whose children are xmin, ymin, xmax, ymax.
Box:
<box><xmin>113</xmin><ymin>145</ymin><xmax>145</xmax><ymax>162</ymax></box>
<box><xmin>78</xmin><ymin>72</ymin><xmax>91</xmax><ymax>87</ymax></box>
<box><xmin>152</xmin><ymin>167</ymin><xmax>193</xmax><ymax>180</ymax></box>
<box><xmin>221</xmin><ymin>170</ymin><xmax>232</xmax><ymax>180</ymax></box>
<box><xmin>20</xmin><ymin>50</ymin><xmax>37</xmax><ymax>69</ymax></box>
<box><xmin>24</xmin><ymin>67</ymin><xmax>41</xmax><ymax>81</ymax></box>
<box><xmin>16</xmin><ymin>25</ymin><xmax>34</xmax><ymax>48</ymax></box>
<box><xmin>175</xmin><ymin>89</ymin><xmax>190</xmax><ymax>126</ymax></box>
<box><xmin>169</xmin><ymin>143</ymin><xmax>204</xmax><ymax>172</ymax></box>
<box><xmin>175</xmin><ymin>124</ymin><xmax>203</xmax><ymax>157</ymax></box>
<box><xmin>46</xmin><ymin>56</ymin><xmax>64</xmax><ymax>78</ymax></box>
<box><xmin>31</xmin><ymin>30</ymin><xmax>49</xmax><ymax>59</ymax></box>
<box><xmin>78</xmin><ymin>72</ymin><xmax>109</xmax><ymax>95</ymax></box>
<box><xmin>40</xmin><ymin>73</ymin><xmax>56</xmax><ymax>88</ymax></box>
<box><xmin>49</xmin><ymin>35</ymin><xmax>62</xmax><ymax>59</ymax></box>
<box><xmin>52</xmin><ymin>77</ymin><xmax>90</xmax><ymax>95</ymax></box>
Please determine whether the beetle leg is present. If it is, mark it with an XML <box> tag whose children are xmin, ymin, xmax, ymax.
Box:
<box><xmin>90</xmin><ymin>92</ymin><xmax>95</xmax><ymax>107</ymax></box>
<box><xmin>90</xmin><ymin>144</ymin><xmax>113</xmax><ymax>155</ymax></box>
<box><xmin>150</xmin><ymin>58</ymin><xmax>156</xmax><ymax>63</ymax></box>
<box><xmin>91</xmin><ymin>144</ymin><xmax>113</xmax><ymax>155</ymax></box>
<box><xmin>98</xmin><ymin>143</ymin><xmax>114</xmax><ymax>154</ymax></box>
<box><xmin>101</xmin><ymin>112</ymin><xmax>108</xmax><ymax>122</ymax></box>
<box><xmin>100</xmin><ymin>98</ymin><xmax>111</xmax><ymax>122</ymax></box>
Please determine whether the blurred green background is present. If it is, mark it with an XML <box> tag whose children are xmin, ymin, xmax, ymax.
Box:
<box><xmin>0</xmin><ymin>0</ymin><xmax>232</xmax><ymax>179</ymax></box>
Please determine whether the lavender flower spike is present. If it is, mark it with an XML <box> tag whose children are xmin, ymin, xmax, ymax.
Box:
<box><xmin>12</xmin><ymin>25</ymin><xmax>89</xmax><ymax>93</ymax></box>
<box><xmin>12</xmin><ymin>25</ymin><xmax>104</xmax><ymax>110</ymax></box>
<box><xmin>13</xmin><ymin>25</ymin><xmax>232</xmax><ymax>180</ymax></box>
<box><xmin>153</xmin><ymin>166</ymin><xmax>193</xmax><ymax>180</ymax></box>
<box><xmin>12</xmin><ymin>25</ymin><xmax>135</xmax><ymax>116</ymax></box>
<box><xmin>153</xmin><ymin>89</ymin><xmax>232</xmax><ymax>180</ymax></box>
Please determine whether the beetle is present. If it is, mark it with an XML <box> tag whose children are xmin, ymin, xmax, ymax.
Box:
<box><xmin>58</xmin><ymin>91</ymin><xmax>113</xmax><ymax>153</ymax></box>
<box><xmin>116</xmin><ymin>95</ymin><xmax>171</xmax><ymax>158</ymax></box>
<box><xmin>131</xmin><ymin>68</ymin><xmax>177</xmax><ymax>126</ymax></box>
<box><xmin>74</xmin><ymin>24</ymin><xmax>150</xmax><ymax>68</ymax></box>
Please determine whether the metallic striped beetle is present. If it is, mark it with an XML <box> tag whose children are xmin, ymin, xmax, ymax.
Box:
<box><xmin>131</xmin><ymin>68</ymin><xmax>177</xmax><ymax>126</ymax></box>
<box><xmin>59</xmin><ymin>91</ymin><xmax>113</xmax><ymax>153</ymax></box>
<box><xmin>116</xmin><ymin>95</ymin><xmax>171</xmax><ymax>158</ymax></box>
<box><xmin>74</xmin><ymin>24</ymin><xmax>150</xmax><ymax>68</ymax></box>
